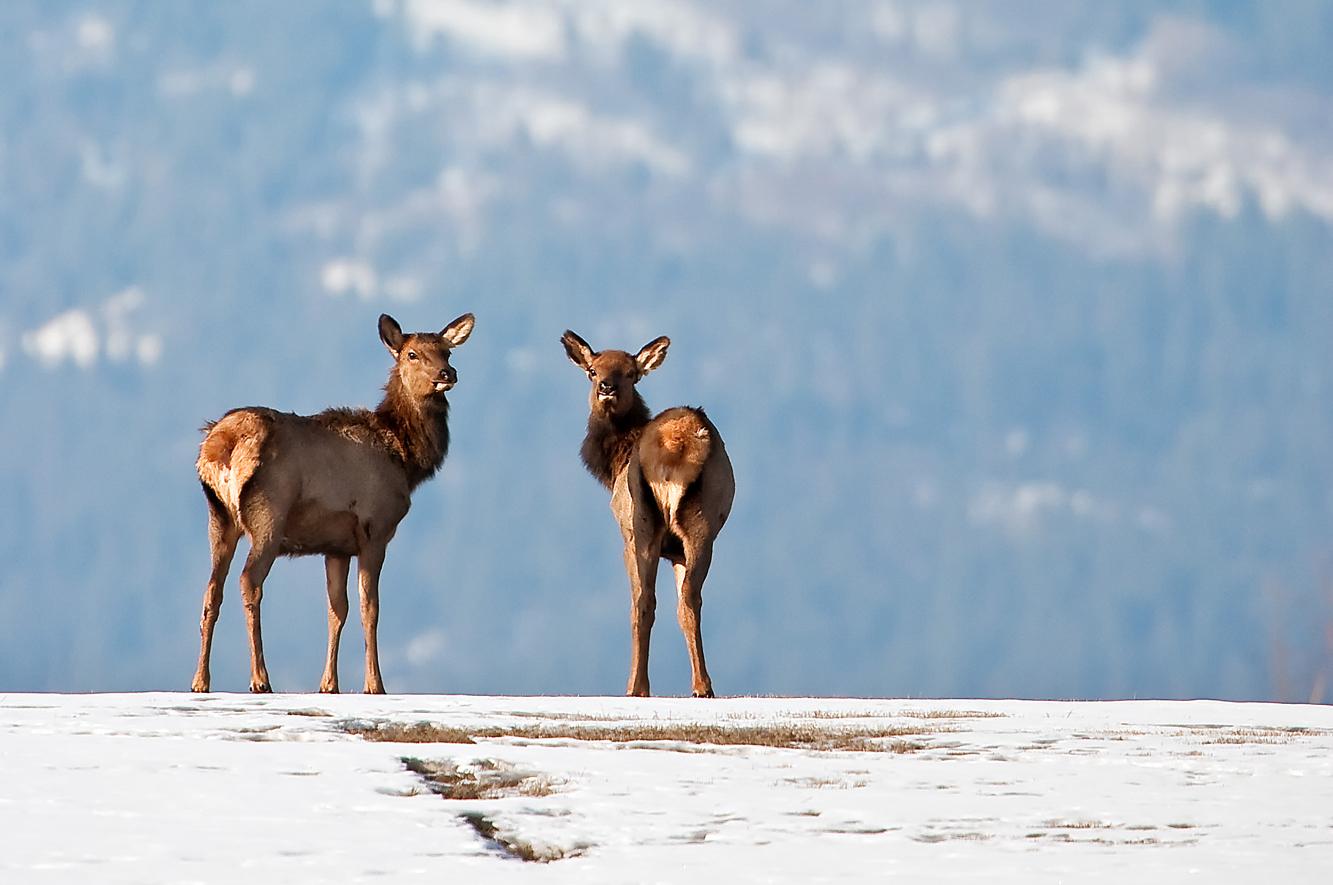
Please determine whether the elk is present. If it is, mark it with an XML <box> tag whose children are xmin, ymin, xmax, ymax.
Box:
<box><xmin>191</xmin><ymin>312</ymin><xmax>475</xmax><ymax>694</ymax></box>
<box><xmin>561</xmin><ymin>330</ymin><xmax>735</xmax><ymax>698</ymax></box>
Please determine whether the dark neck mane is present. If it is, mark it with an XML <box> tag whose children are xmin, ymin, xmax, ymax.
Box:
<box><xmin>581</xmin><ymin>393</ymin><xmax>651</xmax><ymax>490</ymax></box>
<box><xmin>373</xmin><ymin>373</ymin><xmax>450</xmax><ymax>489</ymax></box>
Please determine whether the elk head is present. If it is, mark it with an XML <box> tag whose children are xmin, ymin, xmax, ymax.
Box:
<box><xmin>562</xmin><ymin>330</ymin><xmax>670</xmax><ymax>418</ymax></box>
<box><xmin>380</xmin><ymin>313</ymin><xmax>475</xmax><ymax>400</ymax></box>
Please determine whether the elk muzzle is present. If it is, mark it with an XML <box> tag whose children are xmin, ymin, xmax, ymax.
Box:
<box><xmin>433</xmin><ymin>367</ymin><xmax>457</xmax><ymax>393</ymax></box>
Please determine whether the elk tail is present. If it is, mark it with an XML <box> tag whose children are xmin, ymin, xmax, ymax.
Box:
<box><xmin>639</xmin><ymin>408</ymin><xmax>713</xmax><ymax>526</ymax></box>
<box><xmin>196</xmin><ymin>409</ymin><xmax>273</xmax><ymax>524</ymax></box>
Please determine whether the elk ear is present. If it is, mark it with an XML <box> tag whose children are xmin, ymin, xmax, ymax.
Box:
<box><xmin>561</xmin><ymin>330</ymin><xmax>595</xmax><ymax>371</ymax></box>
<box><xmin>440</xmin><ymin>312</ymin><xmax>475</xmax><ymax>347</ymax></box>
<box><xmin>635</xmin><ymin>336</ymin><xmax>670</xmax><ymax>376</ymax></box>
<box><xmin>379</xmin><ymin>314</ymin><xmax>405</xmax><ymax>356</ymax></box>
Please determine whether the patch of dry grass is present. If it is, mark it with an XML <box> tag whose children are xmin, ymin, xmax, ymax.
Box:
<box><xmin>1194</xmin><ymin>726</ymin><xmax>1325</xmax><ymax>745</ymax></box>
<box><xmin>1045</xmin><ymin>819</ymin><xmax>1114</xmax><ymax>830</ymax></box>
<box><xmin>914</xmin><ymin>831</ymin><xmax>990</xmax><ymax>843</ymax></box>
<box><xmin>345</xmin><ymin>721</ymin><xmax>478</xmax><ymax>744</ymax></box>
<box><xmin>785</xmin><ymin>776</ymin><xmax>870</xmax><ymax>789</ymax></box>
<box><xmin>507</xmin><ymin>711</ymin><xmax>619</xmax><ymax>722</ymax></box>
<box><xmin>1030</xmin><ymin>828</ymin><xmax>1188</xmax><ymax>848</ymax></box>
<box><xmin>402</xmin><ymin>757</ymin><xmax>556</xmax><ymax>800</ymax></box>
<box><xmin>1166</xmin><ymin>725</ymin><xmax>1330</xmax><ymax>745</ymax></box>
<box><xmin>796</xmin><ymin>710</ymin><xmax>895</xmax><ymax>720</ymax></box>
<box><xmin>790</xmin><ymin>708</ymin><xmax>1003</xmax><ymax>723</ymax></box>
<box><xmin>342</xmin><ymin>719</ymin><xmax>936</xmax><ymax>753</ymax></box>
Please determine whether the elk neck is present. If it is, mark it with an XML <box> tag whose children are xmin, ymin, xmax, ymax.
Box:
<box><xmin>374</xmin><ymin>372</ymin><xmax>451</xmax><ymax>489</ymax></box>
<box><xmin>581</xmin><ymin>392</ymin><xmax>651</xmax><ymax>490</ymax></box>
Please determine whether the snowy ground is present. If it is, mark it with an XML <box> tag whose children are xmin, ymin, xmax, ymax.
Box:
<box><xmin>2</xmin><ymin>693</ymin><xmax>1331</xmax><ymax>883</ymax></box>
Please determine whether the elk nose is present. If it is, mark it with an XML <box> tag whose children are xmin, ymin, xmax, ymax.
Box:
<box><xmin>439</xmin><ymin>366</ymin><xmax>456</xmax><ymax>383</ymax></box>
<box><xmin>598</xmin><ymin>380</ymin><xmax>615</xmax><ymax>395</ymax></box>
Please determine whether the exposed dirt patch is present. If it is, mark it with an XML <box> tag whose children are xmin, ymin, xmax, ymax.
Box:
<box><xmin>459</xmin><ymin>812</ymin><xmax>586</xmax><ymax>863</ymax></box>
<box><xmin>397</xmin><ymin>756</ymin><xmax>587</xmax><ymax>862</ymax></box>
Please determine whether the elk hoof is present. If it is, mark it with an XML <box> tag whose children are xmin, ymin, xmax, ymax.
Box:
<box><xmin>364</xmin><ymin>684</ymin><xmax>386</xmax><ymax>695</ymax></box>
<box><xmin>249</xmin><ymin>680</ymin><xmax>272</xmax><ymax>693</ymax></box>
<box><xmin>319</xmin><ymin>683</ymin><xmax>339</xmax><ymax>694</ymax></box>
<box><xmin>627</xmin><ymin>685</ymin><xmax>651</xmax><ymax>698</ymax></box>
<box><xmin>190</xmin><ymin>678</ymin><xmax>209</xmax><ymax>693</ymax></box>
<box><xmin>692</xmin><ymin>688</ymin><xmax>716</xmax><ymax>699</ymax></box>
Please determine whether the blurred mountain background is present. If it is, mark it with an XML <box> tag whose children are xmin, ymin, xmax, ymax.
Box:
<box><xmin>2</xmin><ymin>0</ymin><xmax>1332</xmax><ymax>700</ymax></box>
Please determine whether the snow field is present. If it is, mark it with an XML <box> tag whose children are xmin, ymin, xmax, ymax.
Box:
<box><xmin>1</xmin><ymin>693</ymin><xmax>1331</xmax><ymax>882</ymax></box>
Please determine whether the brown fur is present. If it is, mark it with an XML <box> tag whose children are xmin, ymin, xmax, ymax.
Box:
<box><xmin>640</xmin><ymin>407</ymin><xmax>713</xmax><ymax>525</ymax></box>
<box><xmin>561</xmin><ymin>330</ymin><xmax>735</xmax><ymax>698</ymax></box>
<box><xmin>191</xmin><ymin>312</ymin><xmax>474</xmax><ymax>694</ymax></box>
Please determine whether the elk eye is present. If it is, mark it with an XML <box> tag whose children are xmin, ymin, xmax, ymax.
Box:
<box><xmin>407</xmin><ymin>351</ymin><xmax>418</xmax><ymax>361</ymax></box>
<box><xmin>587</xmin><ymin>369</ymin><xmax>596</xmax><ymax>380</ymax></box>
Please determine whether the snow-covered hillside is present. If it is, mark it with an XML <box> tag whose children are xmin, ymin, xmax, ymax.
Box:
<box><xmin>2</xmin><ymin>693</ymin><xmax>1330</xmax><ymax>882</ymax></box>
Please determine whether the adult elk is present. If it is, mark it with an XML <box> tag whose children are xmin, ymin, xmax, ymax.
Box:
<box><xmin>191</xmin><ymin>312</ymin><xmax>475</xmax><ymax>694</ymax></box>
<box><xmin>561</xmin><ymin>331</ymin><xmax>735</xmax><ymax>697</ymax></box>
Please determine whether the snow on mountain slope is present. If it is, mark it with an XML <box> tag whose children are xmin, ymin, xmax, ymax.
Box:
<box><xmin>1</xmin><ymin>693</ymin><xmax>1330</xmax><ymax>882</ymax></box>
<box><xmin>363</xmin><ymin>1</ymin><xmax>1333</xmax><ymax>261</ymax></box>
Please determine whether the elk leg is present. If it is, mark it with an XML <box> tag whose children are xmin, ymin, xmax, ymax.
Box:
<box><xmin>239</xmin><ymin>536</ymin><xmax>279</xmax><ymax>693</ymax></box>
<box><xmin>622</xmin><ymin>533</ymin><xmax>661</xmax><ymax>698</ymax></box>
<box><xmin>192</xmin><ymin>509</ymin><xmax>240</xmax><ymax>692</ymax></box>
<box><xmin>357</xmin><ymin>544</ymin><xmax>387</xmax><ymax>694</ymax></box>
<box><xmin>675</xmin><ymin>541</ymin><xmax>715</xmax><ymax>698</ymax></box>
<box><xmin>320</xmin><ymin>554</ymin><xmax>351</xmax><ymax>693</ymax></box>
<box><xmin>616</xmin><ymin>466</ymin><xmax>663</xmax><ymax>697</ymax></box>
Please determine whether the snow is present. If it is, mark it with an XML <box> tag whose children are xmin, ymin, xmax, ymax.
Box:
<box><xmin>1</xmin><ymin>693</ymin><xmax>1330</xmax><ymax>882</ymax></box>
<box><xmin>373</xmin><ymin>3</ymin><xmax>1333</xmax><ymax>260</ymax></box>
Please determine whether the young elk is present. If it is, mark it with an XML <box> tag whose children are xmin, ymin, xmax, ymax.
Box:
<box><xmin>561</xmin><ymin>331</ymin><xmax>735</xmax><ymax>698</ymax></box>
<box><xmin>191</xmin><ymin>312</ymin><xmax>475</xmax><ymax>694</ymax></box>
